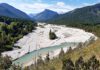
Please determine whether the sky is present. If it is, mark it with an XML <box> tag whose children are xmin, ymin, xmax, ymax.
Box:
<box><xmin>0</xmin><ymin>0</ymin><xmax>100</xmax><ymax>14</ymax></box>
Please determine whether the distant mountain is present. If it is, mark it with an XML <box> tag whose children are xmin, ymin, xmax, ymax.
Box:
<box><xmin>33</xmin><ymin>9</ymin><xmax>59</xmax><ymax>22</ymax></box>
<box><xmin>0</xmin><ymin>3</ymin><xmax>31</xmax><ymax>20</ymax></box>
<box><xmin>48</xmin><ymin>3</ymin><xmax>100</xmax><ymax>25</ymax></box>
<box><xmin>29</xmin><ymin>13</ymin><xmax>36</xmax><ymax>18</ymax></box>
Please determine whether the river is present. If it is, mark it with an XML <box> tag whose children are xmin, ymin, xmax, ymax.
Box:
<box><xmin>13</xmin><ymin>42</ymin><xmax>78</xmax><ymax>66</ymax></box>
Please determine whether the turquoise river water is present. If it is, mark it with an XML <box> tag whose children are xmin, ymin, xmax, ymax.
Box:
<box><xmin>13</xmin><ymin>42</ymin><xmax>78</xmax><ymax>66</ymax></box>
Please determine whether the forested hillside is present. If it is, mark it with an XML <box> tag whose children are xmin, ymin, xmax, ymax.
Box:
<box><xmin>0</xmin><ymin>16</ymin><xmax>37</xmax><ymax>52</ymax></box>
<box><xmin>48</xmin><ymin>3</ymin><xmax>100</xmax><ymax>37</ymax></box>
<box><xmin>0</xmin><ymin>3</ymin><xmax>31</xmax><ymax>20</ymax></box>
<box><xmin>48</xmin><ymin>3</ymin><xmax>100</xmax><ymax>24</ymax></box>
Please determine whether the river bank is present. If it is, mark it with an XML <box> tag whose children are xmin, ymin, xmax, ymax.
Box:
<box><xmin>2</xmin><ymin>23</ymin><xmax>97</xmax><ymax>67</ymax></box>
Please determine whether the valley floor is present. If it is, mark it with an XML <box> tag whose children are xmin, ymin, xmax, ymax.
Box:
<box><xmin>2</xmin><ymin>23</ymin><xmax>97</xmax><ymax>67</ymax></box>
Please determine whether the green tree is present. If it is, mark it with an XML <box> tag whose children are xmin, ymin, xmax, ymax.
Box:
<box><xmin>49</xmin><ymin>29</ymin><xmax>57</xmax><ymax>40</ymax></box>
<box><xmin>59</xmin><ymin>48</ymin><xmax>64</xmax><ymax>59</ymax></box>
<box><xmin>0</xmin><ymin>16</ymin><xmax>37</xmax><ymax>52</ymax></box>
<box><xmin>88</xmin><ymin>55</ymin><xmax>100</xmax><ymax>70</ymax></box>
<box><xmin>0</xmin><ymin>55</ymin><xmax>12</xmax><ymax>69</ymax></box>
<box><xmin>66</xmin><ymin>47</ymin><xmax>72</xmax><ymax>54</ymax></box>
<box><xmin>75</xmin><ymin>56</ymin><xmax>85</xmax><ymax>70</ymax></box>
<box><xmin>62</xmin><ymin>58</ymin><xmax>74</xmax><ymax>70</ymax></box>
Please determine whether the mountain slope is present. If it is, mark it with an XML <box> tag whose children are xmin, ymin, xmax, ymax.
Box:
<box><xmin>0</xmin><ymin>3</ymin><xmax>31</xmax><ymax>20</ymax></box>
<box><xmin>34</xmin><ymin>9</ymin><xmax>59</xmax><ymax>22</ymax></box>
<box><xmin>48</xmin><ymin>3</ymin><xmax>100</xmax><ymax>24</ymax></box>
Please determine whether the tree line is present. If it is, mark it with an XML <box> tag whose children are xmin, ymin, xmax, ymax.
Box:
<box><xmin>0</xmin><ymin>16</ymin><xmax>37</xmax><ymax>52</ymax></box>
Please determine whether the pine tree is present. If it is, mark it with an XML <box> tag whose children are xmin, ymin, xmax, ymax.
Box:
<box><xmin>88</xmin><ymin>55</ymin><xmax>100</xmax><ymax>70</ymax></box>
<box><xmin>0</xmin><ymin>55</ymin><xmax>12</xmax><ymax>69</ymax></box>
<box><xmin>59</xmin><ymin>48</ymin><xmax>64</xmax><ymax>59</ymax></box>
<box><xmin>66</xmin><ymin>46</ymin><xmax>72</xmax><ymax>54</ymax></box>
<box><xmin>49</xmin><ymin>29</ymin><xmax>57</xmax><ymax>40</ymax></box>
<box><xmin>75</xmin><ymin>56</ymin><xmax>85</xmax><ymax>70</ymax></box>
<box><xmin>62</xmin><ymin>58</ymin><xmax>74</xmax><ymax>70</ymax></box>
